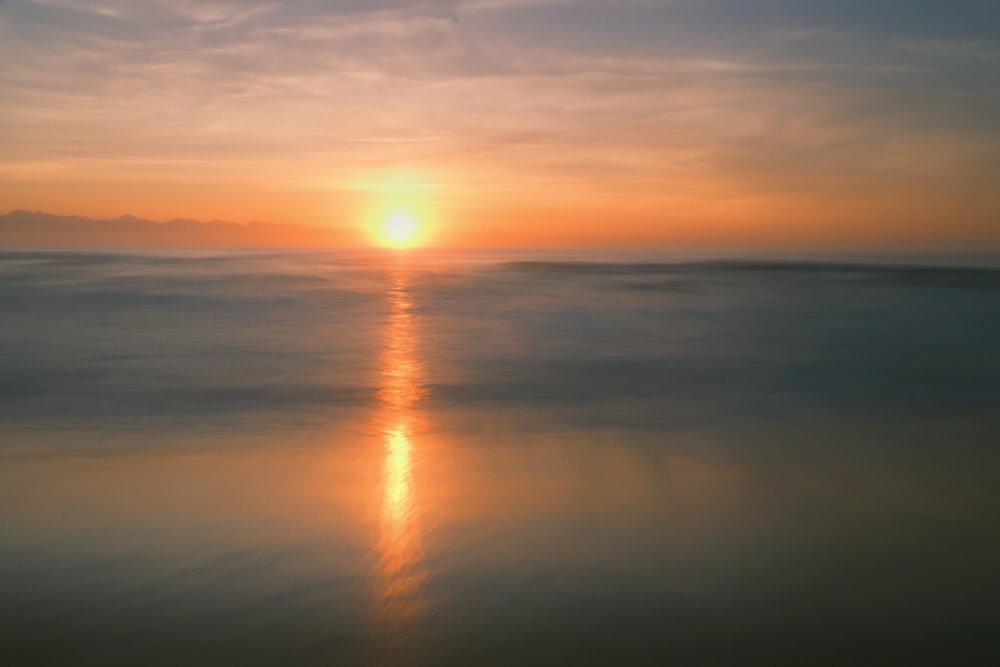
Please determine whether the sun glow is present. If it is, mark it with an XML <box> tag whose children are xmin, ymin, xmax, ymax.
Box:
<box><xmin>383</xmin><ymin>211</ymin><xmax>420</xmax><ymax>248</ymax></box>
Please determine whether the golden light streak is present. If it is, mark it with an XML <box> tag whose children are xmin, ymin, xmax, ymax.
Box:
<box><xmin>373</xmin><ymin>268</ymin><xmax>428</xmax><ymax>628</ymax></box>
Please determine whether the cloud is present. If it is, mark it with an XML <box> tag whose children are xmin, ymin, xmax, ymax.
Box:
<box><xmin>1</xmin><ymin>0</ymin><xmax>998</xmax><ymax>242</ymax></box>
<box><xmin>894</xmin><ymin>39</ymin><xmax>1000</xmax><ymax>61</ymax></box>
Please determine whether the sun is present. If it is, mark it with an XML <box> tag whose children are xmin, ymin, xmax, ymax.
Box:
<box><xmin>382</xmin><ymin>211</ymin><xmax>419</xmax><ymax>248</ymax></box>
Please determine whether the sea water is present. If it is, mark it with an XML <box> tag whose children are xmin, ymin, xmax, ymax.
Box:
<box><xmin>2</xmin><ymin>248</ymin><xmax>999</xmax><ymax>665</ymax></box>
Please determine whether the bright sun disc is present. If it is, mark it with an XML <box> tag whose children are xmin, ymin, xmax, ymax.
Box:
<box><xmin>383</xmin><ymin>211</ymin><xmax>419</xmax><ymax>247</ymax></box>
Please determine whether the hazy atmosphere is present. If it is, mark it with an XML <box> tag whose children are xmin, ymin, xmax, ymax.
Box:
<box><xmin>3</xmin><ymin>2</ymin><xmax>1000</xmax><ymax>666</ymax></box>
<box><xmin>2</xmin><ymin>0</ymin><xmax>999</xmax><ymax>247</ymax></box>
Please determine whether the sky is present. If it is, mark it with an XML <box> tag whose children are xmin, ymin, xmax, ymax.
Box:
<box><xmin>1</xmin><ymin>0</ymin><xmax>999</xmax><ymax>248</ymax></box>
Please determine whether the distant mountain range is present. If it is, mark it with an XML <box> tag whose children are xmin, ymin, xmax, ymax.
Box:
<box><xmin>0</xmin><ymin>210</ymin><xmax>352</xmax><ymax>247</ymax></box>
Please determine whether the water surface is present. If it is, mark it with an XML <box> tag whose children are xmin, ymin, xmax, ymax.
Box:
<box><xmin>2</xmin><ymin>248</ymin><xmax>999</xmax><ymax>665</ymax></box>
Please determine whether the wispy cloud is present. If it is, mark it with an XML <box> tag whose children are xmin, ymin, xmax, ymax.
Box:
<box><xmin>1</xmin><ymin>0</ymin><xmax>998</xmax><ymax>245</ymax></box>
<box><xmin>894</xmin><ymin>38</ymin><xmax>1000</xmax><ymax>61</ymax></box>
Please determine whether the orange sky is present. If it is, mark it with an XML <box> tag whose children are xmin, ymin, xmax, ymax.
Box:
<box><xmin>2</xmin><ymin>1</ymin><xmax>999</xmax><ymax>249</ymax></box>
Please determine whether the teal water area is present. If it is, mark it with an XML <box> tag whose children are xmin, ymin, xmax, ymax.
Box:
<box><xmin>2</xmin><ymin>249</ymin><xmax>999</xmax><ymax>665</ymax></box>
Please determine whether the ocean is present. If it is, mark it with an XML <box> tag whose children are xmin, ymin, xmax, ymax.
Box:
<box><xmin>2</xmin><ymin>248</ymin><xmax>999</xmax><ymax>665</ymax></box>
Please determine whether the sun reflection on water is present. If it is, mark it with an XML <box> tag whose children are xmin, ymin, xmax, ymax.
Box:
<box><xmin>373</xmin><ymin>268</ymin><xmax>429</xmax><ymax>629</ymax></box>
